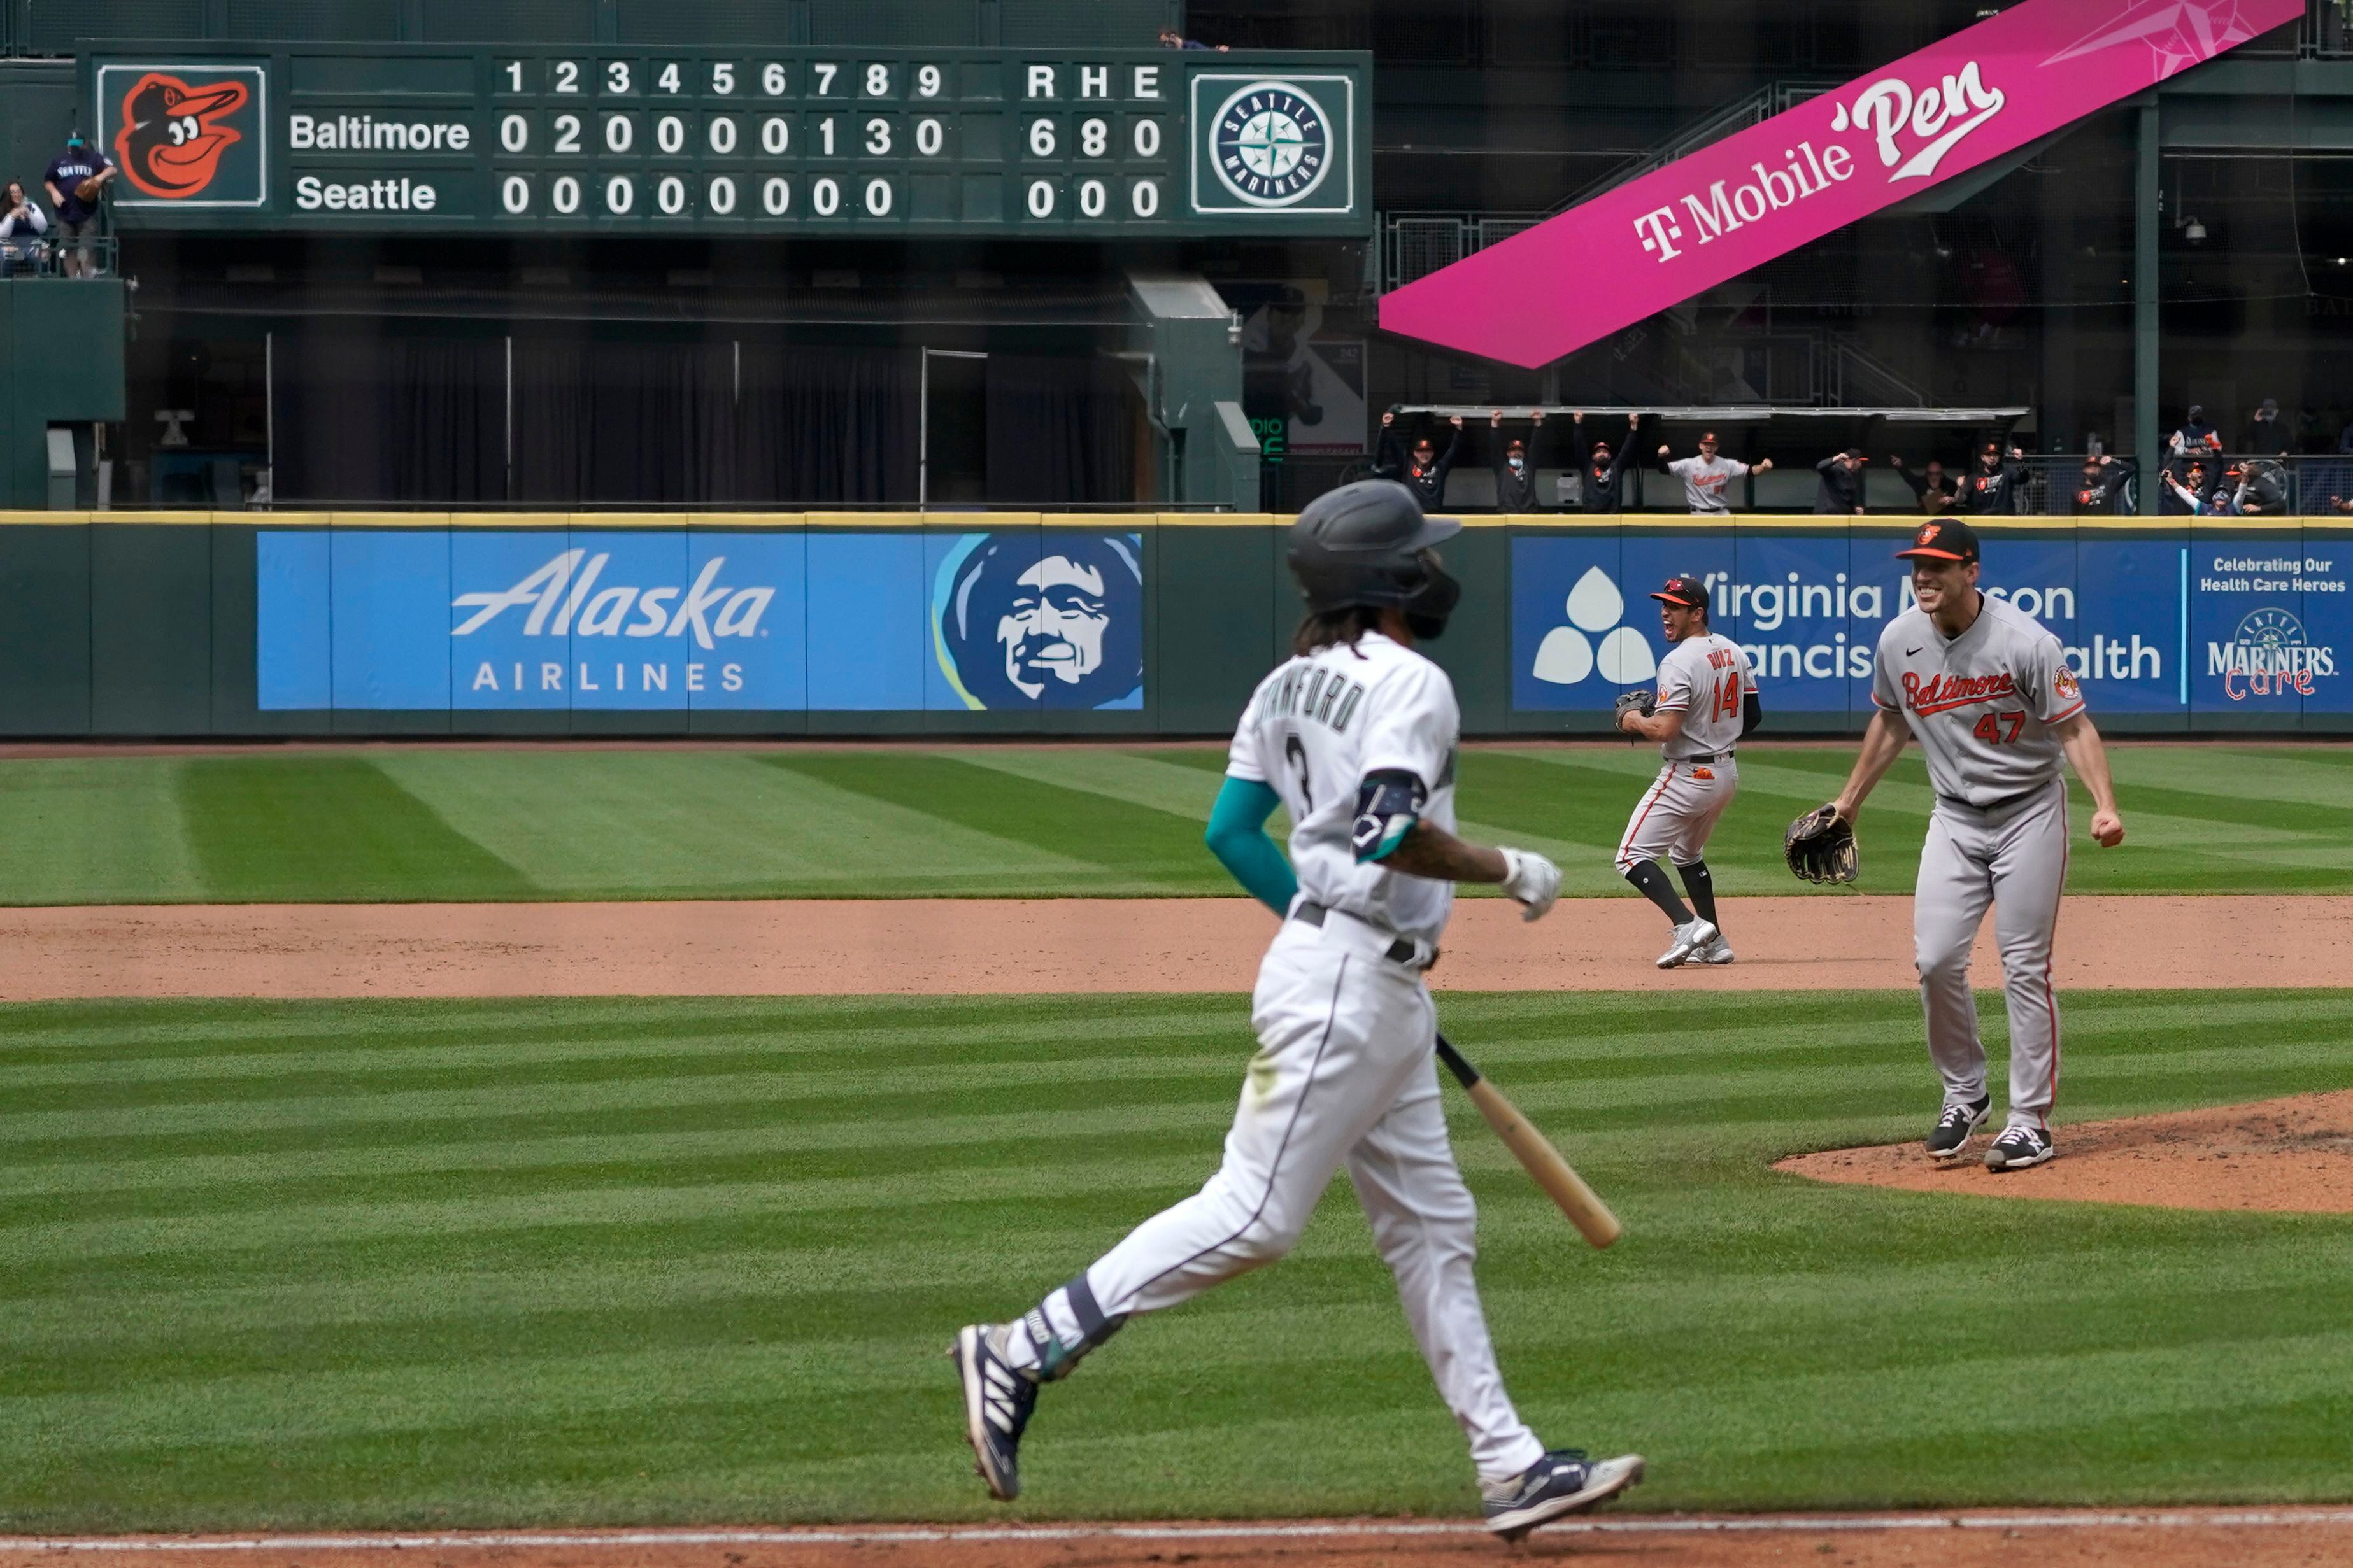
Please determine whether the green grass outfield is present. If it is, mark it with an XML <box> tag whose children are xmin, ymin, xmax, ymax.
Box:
<box><xmin>4</xmin><ymin>742</ymin><xmax>2350</xmax><ymax>904</ymax></box>
<box><xmin>4</xmin><ymin>989</ymin><xmax>2350</xmax><ymax>1531</ymax></box>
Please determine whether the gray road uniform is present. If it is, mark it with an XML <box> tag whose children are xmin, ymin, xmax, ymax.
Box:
<box><xmin>1661</xmin><ymin>454</ymin><xmax>1752</xmax><ymax>515</ymax></box>
<box><xmin>1616</xmin><ymin>633</ymin><xmax>1756</xmax><ymax>873</ymax></box>
<box><xmin>1872</xmin><ymin>595</ymin><xmax>2087</xmax><ymax>1131</ymax></box>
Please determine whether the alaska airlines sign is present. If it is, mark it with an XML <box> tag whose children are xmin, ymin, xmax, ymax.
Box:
<box><xmin>1380</xmin><ymin>0</ymin><xmax>2300</xmax><ymax>367</ymax></box>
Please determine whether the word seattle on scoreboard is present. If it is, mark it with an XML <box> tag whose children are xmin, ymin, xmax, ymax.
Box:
<box><xmin>87</xmin><ymin>47</ymin><xmax>1368</xmax><ymax>236</ymax></box>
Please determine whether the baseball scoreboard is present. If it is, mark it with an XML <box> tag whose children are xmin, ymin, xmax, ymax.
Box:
<box><xmin>85</xmin><ymin>46</ymin><xmax>1370</xmax><ymax>236</ymax></box>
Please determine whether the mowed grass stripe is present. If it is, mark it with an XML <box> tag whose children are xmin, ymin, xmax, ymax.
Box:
<box><xmin>374</xmin><ymin>750</ymin><xmax>1100</xmax><ymax>893</ymax></box>
<box><xmin>758</xmin><ymin>752</ymin><xmax>1213</xmax><ymax>892</ymax></box>
<box><xmin>176</xmin><ymin>757</ymin><xmax>535</xmax><ymax>902</ymax></box>
<box><xmin>6</xmin><ymin>996</ymin><xmax>2353</xmax><ymax>1525</ymax></box>
<box><xmin>1</xmin><ymin>742</ymin><xmax>2349</xmax><ymax>904</ymax></box>
<box><xmin>0</xmin><ymin>759</ymin><xmax>207</xmax><ymax>903</ymax></box>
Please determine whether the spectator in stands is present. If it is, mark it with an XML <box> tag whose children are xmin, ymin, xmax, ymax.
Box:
<box><xmin>1</xmin><ymin>181</ymin><xmax>48</xmax><ymax>276</ymax></box>
<box><xmin>2329</xmin><ymin>495</ymin><xmax>2353</xmax><ymax>514</ymax></box>
<box><xmin>1964</xmin><ymin>441</ymin><xmax>2028</xmax><ymax>514</ymax></box>
<box><xmin>2072</xmin><ymin>453</ymin><xmax>2133</xmax><ymax>515</ymax></box>
<box><xmin>2246</xmin><ymin>398</ymin><xmax>2289</xmax><ymax>456</ymax></box>
<box><xmin>2172</xmin><ymin>403</ymin><xmax>2218</xmax><ymax>453</ymax></box>
<box><xmin>43</xmin><ymin>133</ymin><xmax>111</xmax><ymax>278</ymax></box>
<box><xmin>1574</xmin><ymin>411</ymin><xmax>1635</xmax><ymax>514</ymax></box>
<box><xmin>2161</xmin><ymin>469</ymin><xmax>2218</xmax><ymax>514</ymax></box>
<box><xmin>2160</xmin><ymin>441</ymin><xmax>2217</xmax><ymax>516</ymax></box>
<box><xmin>1814</xmin><ymin>448</ymin><xmax>1866</xmax><ymax>514</ymax></box>
<box><xmin>1377</xmin><ymin>410</ymin><xmax>1462</xmax><ymax>512</ymax></box>
<box><xmin>2219</xmin><ymin>458</ymin><xmax>2289</xmax><ymax>516</ymax></box>
<box><xmin>1489</xmin><ymin>409</ymin><xmax>1547</xmax><ymax>514</ymax></box>
<box><xmin>1656</xmin><ymin>432</ymin><xmax>1770</xmax><ymax>516</ymax></box>
<box><xmin>1157</xmin><ymin>29</ymin><xmax>1230</xmax><ymax>49</ymax></box>
<box><xmin>1891</xmin><ymin>455</ymin><xmax>1959</xmax><ymax>514</ymax></box>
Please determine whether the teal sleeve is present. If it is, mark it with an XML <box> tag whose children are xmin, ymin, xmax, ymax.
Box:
<box><xmin>1204</xmin><ymin>776</ymin><xmax>1299</xmax><ymax>917</ymax></box>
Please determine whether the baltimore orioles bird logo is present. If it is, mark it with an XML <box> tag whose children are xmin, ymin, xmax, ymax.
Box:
<box><xmin>113</xmin><ymin>73</ymin><xmax>249</xmax><ymax>199</ymax></box>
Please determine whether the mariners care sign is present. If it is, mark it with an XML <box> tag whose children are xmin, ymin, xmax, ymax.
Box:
<box><xmin>1381</xmin><ymin>0</ymin><xmax>2302</xmax><ymax>366</ymax></box>
<box><xmin>85</xmin><ymin>46</ymin><xmax>1368</xmax><ymax>236</ymax></box>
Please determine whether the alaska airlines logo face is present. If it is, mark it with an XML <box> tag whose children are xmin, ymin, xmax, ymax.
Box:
<box><xmin>113</xmin><ymin>72</ymin><xmax>251</xmax><ymax>199</ymax></box>
<box><xmin>1832</xmin><ymin>60</ymin><xmax>2007</xmax><ymax>183</ymax></box>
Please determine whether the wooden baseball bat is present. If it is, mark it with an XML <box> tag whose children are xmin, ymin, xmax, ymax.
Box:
<box><xmin>1436</xmin><ymin>1034</ymin><xmax>1621</xmax><ymax>1249</ymax></box>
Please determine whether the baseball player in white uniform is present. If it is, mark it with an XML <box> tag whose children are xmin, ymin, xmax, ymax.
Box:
<box><xmin>1613</xmin><ymin>575</ymin><xmax>1760</xmax><ymax>968</ymax></box>
<box><xmin>953</xmin><ymin>481</ymin><xmax>1644</xmax><ymax>1541</ymax></box>
<box><xmin>1826</xmin><ymin>519</ymin><xmax>2125</xmax><ymax>1170</ymax></box>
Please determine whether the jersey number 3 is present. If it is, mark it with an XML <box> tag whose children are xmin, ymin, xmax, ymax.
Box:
<box><xmin>1972</xmin><ymin>710</ymin><xmax>2026</xmax><ymax>744</ymax></box>
<box><xmin>1284</xmin><ymin>734</ymin><xmax>1313</xmax><ymax>811</ymax></box>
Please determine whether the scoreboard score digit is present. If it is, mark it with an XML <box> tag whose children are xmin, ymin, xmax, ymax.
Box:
<box><xmin>89</xmin><ymin>47</ymin><xmax>1369</xmax><ymax>237</ymax></box>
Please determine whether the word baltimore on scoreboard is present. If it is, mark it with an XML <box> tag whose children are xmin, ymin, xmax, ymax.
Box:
<box><xmin>89</xmin><ymin>47</ymin><xmax>1368</xmax><ymax>236</ymax></box>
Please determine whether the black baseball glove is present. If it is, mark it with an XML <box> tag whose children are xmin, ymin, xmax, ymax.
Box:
<box><xmin>1612</xmin><ymin>689</ymin><xmax>1656</xmax><ymax>724</ymax></box>
<box><xmin>1784</xmin><ymin>803</ymin><xmax>1859</xmax><ymax>885</ymax></box>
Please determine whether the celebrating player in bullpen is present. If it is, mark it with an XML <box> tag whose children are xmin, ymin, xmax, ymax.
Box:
<box><xmin>952</xmin><ymin>480</ymin><xmax>1643</xmax><ymax>1541</ymax></box>
<box><xmin>1612</xmin><ymin>575</ymin><xmax>1759</xmax><ymax>968</ymax></box>
<box><xmin>1815</xmin><ymin>519</ymin><xmax>2125</xmax><ymax>1171</ymax></box>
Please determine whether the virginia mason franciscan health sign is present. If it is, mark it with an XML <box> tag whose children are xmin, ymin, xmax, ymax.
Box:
<box><xmin>1380</xmin><ymin>0</ymin><xmax>2302</xmax><ymax>365</ymax></box>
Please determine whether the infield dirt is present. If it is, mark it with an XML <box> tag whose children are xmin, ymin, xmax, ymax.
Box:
<box><xmin>2</xmin><ymin>893</ymin><xmax>2347</xmax><ymax>999</ymax></box>
<box><xmin>12</xmin><ymin>1515</ymin><xmax>2353</xmax><ymax>1568</ymax></box>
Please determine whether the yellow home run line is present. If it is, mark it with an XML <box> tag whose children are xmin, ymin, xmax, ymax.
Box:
<box><xmin>8</xmin><ymin>1511</ymin><xmax>2353</xmax><ymax>1548</ymax></box>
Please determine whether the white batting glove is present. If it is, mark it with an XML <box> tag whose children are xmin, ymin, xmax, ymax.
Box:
<box><xmin>1498</xmin><ymin>848</ymin><xmax>1561</xmax><ymax>922</ymax></box>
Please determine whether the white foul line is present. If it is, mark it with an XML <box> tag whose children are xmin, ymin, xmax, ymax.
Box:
<box><xmin>8</xmin><ymin>1513</ymin><xmax>2353</xmax><ymax>1551</ymax></box>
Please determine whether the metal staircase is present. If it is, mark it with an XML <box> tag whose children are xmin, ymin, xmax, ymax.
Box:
<box><xmin>1552</xmin><ymin>78</ymin><xmax>1847</xmax><ymax>213</ymax></box>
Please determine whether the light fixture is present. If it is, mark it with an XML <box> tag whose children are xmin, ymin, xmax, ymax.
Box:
<box><xmin>2184</xmin><ymin>216</ymin><xmax>2207</xmax><ymax>243</ymax></box>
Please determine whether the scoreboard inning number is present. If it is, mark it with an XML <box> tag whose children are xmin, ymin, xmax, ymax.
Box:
<box><xmin>484</xmin><ymin>55</ymin><xmax>1177</xmax><ymax>226</ymax></box>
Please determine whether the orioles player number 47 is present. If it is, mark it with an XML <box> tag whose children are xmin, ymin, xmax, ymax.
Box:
<box><xmin>1809</xmin><ymin>519</ymin><xmax>2124</xmax><ymax>1173</ymax></box>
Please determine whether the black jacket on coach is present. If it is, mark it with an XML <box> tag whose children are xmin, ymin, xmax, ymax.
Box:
<box><xmin>1493</xmin><ymin>428</ymin><xmax>1544</xmax><ymax>513</ymax></box>
<box><xmin>2072</xmin><ymin>461</ymin><xmax>2133</xmax><ymax>515</ymax></box>
<box><xmin>1379</xmin><ymin>427</ymin><xmax>1461</xmax><ymax>512</ymax></box>
<box><xmin>1579</xmin><ymin>428</ymin><xmax>1630</xmax><ymax>514</ymax></box>
<box><xmin>1965</xmin><ymin>457</ymin><xmax>2028</xmax><ymax>514</ymax></box>
<box><xmin>1814</xmin><ymin>456</ymin><xmax>1863</xmax><ymax>514</ymax></box>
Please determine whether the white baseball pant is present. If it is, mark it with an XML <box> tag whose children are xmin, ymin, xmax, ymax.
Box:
<box><xmin>1914</xmin><ymin>778</ymin><xmax>2070</xmax><ymax>1131</ymax></box>
<box><xmin>1616</xmin><ymin>758</ymin><xmax>1740</xmax><ymax>873</ymax></box>
<box><xmin>1068</xmin><ymin>914</ymin><xmax>1546</xmax><ymax>1485</ymax></box>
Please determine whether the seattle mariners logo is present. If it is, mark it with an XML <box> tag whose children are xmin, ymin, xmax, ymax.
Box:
<box><xmin>2210</xmin><ymin>606</ymin><xmax>2336</xmax><ymax>701</ymax></box>
<box><xmin>1208</xmin><ymin>81</ymin><xmax>1333</xmax><ymax>208</ymax></box>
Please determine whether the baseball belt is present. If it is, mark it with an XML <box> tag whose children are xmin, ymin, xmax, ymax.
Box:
<box><xmin>1291</xmin><ymin>901</ymin><xmax>1437</xmax><ymax>969</ymax></box>
<box><xmin>1674</xmin><ymin>749</ymin><xmax>1735</xmax><ymax>765</ymax></box>
<box><xmin>1936</xmin><ymin>778</ymin><xmax>2059</xmax><ymax>815</ymax></box>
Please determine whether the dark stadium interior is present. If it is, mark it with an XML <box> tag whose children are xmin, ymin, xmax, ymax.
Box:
<box><xmin>5</xmin><ymin>0</ymin><xmax>2353</xmax><ymax>511</ymax></box>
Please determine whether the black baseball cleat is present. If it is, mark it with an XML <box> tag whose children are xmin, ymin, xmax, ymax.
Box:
<box><xmin>1482</xmin><ymin>1448</ymin><xmax>1645</xmax><ymax>1541</ymax></box>
<box><xmin>950</xmin><ymin>1323</ymin><xmax>1039</xmax><ymax>1501</ymax></box>
<box><xmin>1984</xmin><ymin>1125</ymin><xmax>2058</xmax><ymax>1171</ymax></box>
<box><xmin>1924</xmin><ymin>1097</ymin><xmax>1991</xmax><ymax>1162</ymax></box>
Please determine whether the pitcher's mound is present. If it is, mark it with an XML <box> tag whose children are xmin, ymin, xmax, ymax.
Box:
<box><xmin>1778</xmin><ymin>1090</ymin><xmax>2353</xmax><ymax>1213</ymax></box>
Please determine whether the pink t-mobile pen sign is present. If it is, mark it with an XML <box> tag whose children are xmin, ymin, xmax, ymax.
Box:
<box><xmin>1379</xmin><ymin>0</ymin><xmax>2298</xmax><ymax>368</ymax></box>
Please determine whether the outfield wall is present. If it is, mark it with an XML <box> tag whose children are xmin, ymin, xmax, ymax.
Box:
<box><xmin>1</xmin><ymin>512</ymin><xmax>2345</xmax><ymax>737</ymax></box>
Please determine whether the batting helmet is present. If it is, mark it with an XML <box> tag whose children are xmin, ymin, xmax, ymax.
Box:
<box><xmin>1287</xmin><ymin>479</ymin><xmax>1464</xmax><ymax>636</ymax></box>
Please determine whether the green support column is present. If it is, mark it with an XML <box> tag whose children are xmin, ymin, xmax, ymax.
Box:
<box><xmin>2135</xmin><ymin>97</ymin><xmax>2161</xmax><ymax>514</ymax></box>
